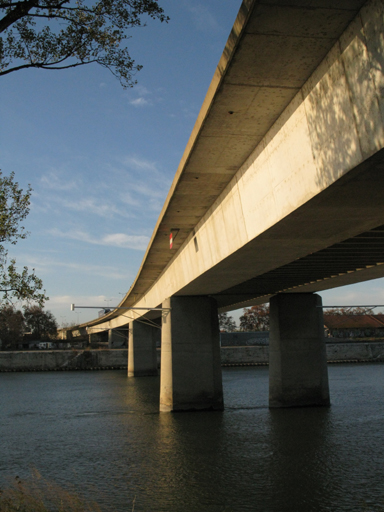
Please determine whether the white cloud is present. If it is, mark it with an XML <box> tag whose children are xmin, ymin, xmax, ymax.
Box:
<box><xmin>50</xmin><ymin>294</ymin><xmax>122</xmax><ymax>308</ymax></box>
<box><xmin>50</xmin><ymin>294</ymin><xmax>111</xmax><ymax>305</ymax></box>
<box><xmin>129</xmin><ymin>97</ymin><xmax>152</xmax><ymax>107</ymax></box>
<box><xmin>112</xmin><ymin>155</ymin><xmax>171</xmax><ymax>211</ymax></box>
<box><xmin>32</xmin><ymin>186</ymin><xmax>137</xmax><ymax>221</ymax></box>
<box><xmin>135</xmin><ymin>85</ymin><xmax>151</xmax><ymax>96</ymax></box>
<box><xmin>22</xmin><ymin>254</ymin><xmax>133</xmax><ymax>280</ymax></box>
<box><xmin>46</xmin><ymin>294</ymin><xmax>127</xmax><ymax>325</ymax></box>
<box><xmin>118</xmin><ymin>192</ymin><xmax>141</xmax><ymax>208</ymax></box>
<box><xmin>49</xmin><ymin>228</ymin><xmax>149</xmax><ymax>251</ymax></box>
<box><xmin>122</xmin><ymin>156</ymin><xmax>159</xmax><ymax>173</ymax></box>
<box><xmin>187</xmin><ymin>4</ymin><xmax>220</xmax><ymax>33</ymax></box>
<box><xmin>40</xmin><ymin>170</ymin><xmax>80</xmax><ymax>191</ymax></box>
<box><xmin>128</xmin><ymin>180</ymin><xmax>166</xmax><ymax>199</ymax></box>
<box><xmin>101</xmin><ymin>233</ymin><xmax>149</xmax><ymax>249</ymax></box>
<box><xmin>126</xmin><ymin>85</ymin><xmax>157</xmax><ymax>108</ymax></box>
<box><xmin>180</xmin><ymin>100</ymin><xmax>199</xmax><ymax>120</ymax></box>
<box><xmin>56</xmin><ymin>196</ymin><xmax>133</xmax><ymax>220</ymax></box>
<box><xmin>35</xmin><ymin>152</ymin><xmax>171</xmax><ymax>228</ymax></box>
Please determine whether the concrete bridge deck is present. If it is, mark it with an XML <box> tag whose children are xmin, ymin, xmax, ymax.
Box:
<box><xmin>83</xmin><ymin>0</ymin><xmax>384</xmax><ymax>333</ymax></box>
<box><xmin>66</xmin><ymin>0</ymin><xmax>384</xmax><ymax>411</ymax></box>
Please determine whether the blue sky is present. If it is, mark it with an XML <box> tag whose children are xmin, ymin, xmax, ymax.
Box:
<box><xmin>1</xmin><ymin>0</ymin><xmax>384</xmax><ymax>327</ymax></box>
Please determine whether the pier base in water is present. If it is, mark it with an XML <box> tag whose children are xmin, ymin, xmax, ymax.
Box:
<box><xmin>269</xmin><ymin>293</ymin><xmax>330</xmax><ymax>408</ymax></box>
<box><xmin>160</xmin><ymin>296</ymin><xmax>223</xmax><ymax>412</ymax></box>
<box><xmin>128</xmin><ymin>321</ymin><xmax>158</xmax><ymax>377</ymax></box>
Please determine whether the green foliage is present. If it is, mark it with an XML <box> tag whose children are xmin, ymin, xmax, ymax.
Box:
<box><xmin>0</xmin><ymin>171</ymin><xmax>47</xmax><ymax>306</ymax></box>
<box><xmin>239</xmin><ymin>304</ymin><xmax>269</xmax><ymax>332</ymax></box>
<box><xmin>24</xmin><ymin>305</ymin><xmax>58</xmax><ymax>340</ymax></box>
<box><xmin>218</xmin><ymin>312</ymin><xmax>237</xmax><ymax>332</ymax></box>
<box><xmin>0</xmin><ymin>304</ymin><xmax>25</xmax><ymax>350</ymax></box>
<box><xmin>0</xmin><ymin>250</ymin><xmax>46</xmax><ymax>305</ymax></box>
<box><xmin>0</xmin><ymin>171</ymin><xmax>31</xmax><ymax>245</ymax></box>
<box><xmin>0</xmin><ymin>0</ymin><xmax>168</xmax><ymax>87</ymax></box>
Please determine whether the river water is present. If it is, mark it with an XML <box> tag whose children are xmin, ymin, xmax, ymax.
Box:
<box><xmin>0</xmin><ymin>364</ymin><xmax>384</xmax><ymax>511</ymax></box>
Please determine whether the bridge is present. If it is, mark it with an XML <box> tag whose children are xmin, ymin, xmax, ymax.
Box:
<box><xmin>67</xmin><ymin>0</ymin><xmax>384</xmax><ymax>411</ymax></box>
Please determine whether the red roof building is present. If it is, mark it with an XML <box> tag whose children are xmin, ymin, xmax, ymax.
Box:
<box><xmin>324</xmin><ymin>314</ymin><xmax>384</xmax><ymax>338</ymax></box>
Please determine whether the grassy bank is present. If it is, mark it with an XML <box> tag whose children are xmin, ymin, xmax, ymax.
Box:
<box><xmin>0</xmin><ymin>471</ymin><xmax>102</xmax><ymax>512</ymax></box>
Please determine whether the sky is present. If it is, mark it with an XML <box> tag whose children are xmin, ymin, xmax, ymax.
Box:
<box><xmin>2</xmin><ymin>0</ymin><xmax>384</xmax><ymax>327</ymax></box>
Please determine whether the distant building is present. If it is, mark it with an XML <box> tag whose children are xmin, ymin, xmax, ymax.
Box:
<box><xmin>324</xmin><ymin>314</ymin><xmax>384</xmax><ymax>339</ymax></box>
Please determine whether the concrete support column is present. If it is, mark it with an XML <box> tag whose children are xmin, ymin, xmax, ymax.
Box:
<box><xmin>108</xmin><ymin>328</ymin><xmax>127</xmax><ymax>348</ymax></box>
<box><xmin>160</xmin><ymin>296</ymin><xmax>223</xmax><ymax>412</ymax></box>
<box><xmin>88</xmin><ymin>332</ymin><xmax>105</xmax><ymax>348</ymax></box>
<box><xmin>128</xmin><ymin>320</ymin><xmax>158</xmax><ymax>377</ymax></box>
<box><xmin>108</xmin><ymin>329</ymin><xmax>119</xmax><ymax>348</ymax></box>
<box><xmin>269</xmin><ymin>293</ymin><xmax>330</xmax><ymax>408</ymax></box>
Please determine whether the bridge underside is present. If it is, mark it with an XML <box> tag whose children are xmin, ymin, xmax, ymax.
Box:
<box><xmin>175</xmin><ymin>148</ymin><xmax>384</xmax><ymax>312</ymax></box>
<box><xmin>82</xmin><ymin>0</ymin><xmax>373</xmax><ymax>333</ymax></box>
<box><xmin>71</xmin><ymin>0</ymin><xmax>384</xmax><ymax>412</ymax></box>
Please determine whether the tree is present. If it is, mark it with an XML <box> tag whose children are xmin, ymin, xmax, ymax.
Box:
<box><xmin>0</xmin><ymin>170</ymin><xmax>47</xmax><ymax>305</ymax></box>
<box><xmin>0</xmin><ymin>304</ymin><xmax>25</xmax><ymax>349</ymax></box>
<box><xmin>325</xmin><ymin>307</ymin><xmax>373</xmax><ymax>315</ymax></box>
<box><xmin>24</xmin><ymin>305</ymin><xmax>58</xmax><ymax>340</ymax></box>
<box><xmin>0</xmin><ymin>0</ymin><xmax>168</xmax><ymax>87</ymax></box>
<box><xmin>0</xmin><ymin>170</ymin><xmax>31</xmax><ymax>244</ymax></box>
<box><xmin>218</xmin><ymin>312</ymin><xmax>237</xmax><ymax>332</ymax></box>
<box><xmin>239</xmin><ymin>305</ymin><xmax>269</xmax><ymax>332</ymax></box>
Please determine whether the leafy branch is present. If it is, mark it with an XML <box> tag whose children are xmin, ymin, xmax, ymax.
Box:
<box><xmin>0</xmin><ymin>0</ymin><xmax>169</xmax><ymax>87</ymax></box>
<box><xmin>0</xmin><ymin>171</ymin><xmax>47</xmax><ymax>307</ymax></box>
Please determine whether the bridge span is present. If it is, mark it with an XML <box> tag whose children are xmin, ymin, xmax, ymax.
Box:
<box><xmin>68</xmin><ymin>0</ymin><xmax>384</xmax><ymax>411</ymax></box>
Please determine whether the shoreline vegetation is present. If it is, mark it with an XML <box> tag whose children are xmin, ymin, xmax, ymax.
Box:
<box><xmin>0</xmin><ymin>471</ymin><xmax>102</xmax><ymax>512</ymax></box>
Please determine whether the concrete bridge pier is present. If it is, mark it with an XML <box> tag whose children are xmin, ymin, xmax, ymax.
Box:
<box><xmin>160</xmin><ymin>296</ymin><xmax>224</xmax><ymax>412</ymax></box>
<box><xmin>88</xmin><ymin>332</ymin><xmax>105</xmax><ymax>347</ymax></box>
<box><xmin>108</xmin><ymin>328</ymin><xmax>127</xmax><ymax>348</ymax></box>
<box><xmin>269</xmin><ymin>293</ymin><xmax>330</xmax><ymax>408</ymax></box>
<box><xmin>128</xmin><ymin>321</ymin><xmax>158</xmax><ymax>377</ymax></box>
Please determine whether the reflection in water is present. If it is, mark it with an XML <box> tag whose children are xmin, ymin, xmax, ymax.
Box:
<box><xmin>0</xmin><ymin>365</ymin><xmax>384</xmax><ymax>511</ymax></box>
<box><xmin>155</xmin><ymin>411</ymin><xmax>226</xmax><ymax>511</ymax></box>
<box><xmin>266</xmin><ymin>407</ymin><xmax>332</xmax><ymax>511</ymax></box>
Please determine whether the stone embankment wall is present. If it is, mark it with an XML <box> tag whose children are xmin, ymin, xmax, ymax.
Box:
<box><xmin>221</xmin><ymin>342</ymin><xmax>384</xmax><ymax>366</ymax></box>
<box><xmin>0</xmin><ymin>349</ymin><xmax>128</xmax><ymax>372</ymax></box>
<box><xmin>220</xmin><ymin>332</ymin><xmax>269</xmax><ymax>346</ymax></box>
<box><xmin>0</xmin><ymin>342</ymin><xmax>384</xmax><ymax>372</ymax></box>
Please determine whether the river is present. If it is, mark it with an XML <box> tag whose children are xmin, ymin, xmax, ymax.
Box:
<box><xmin>0</xmin><ymin>364</ymin><xmax>383</xmax><ymax>511</ymax></box>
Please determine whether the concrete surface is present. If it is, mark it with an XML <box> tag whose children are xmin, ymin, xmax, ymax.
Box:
<box><xmin>269</xmin><ymin>294</ymin><xmax>330</xmax><ymax>407</ymax></box>
<box><xmin>80</xmin><ymin>0</ymin><xmax>384</xmax><ymax>337</ymax></box>
<box><xmin>0</xmin><ymin>343</ymin><xmax>383</xmax><ymax>372</ymax></box>
<box><xmin>108</xmin><ymin>328</ymin><xmax>128</xmax><ymax>348</ymax></box>
<box><xmin>220</xmin><ymin>331</ymin><xmax>269</xmax><ymax>346</ymax></box>
<box><xmin>0</xmin><ymin>349</ymin><xmax>128</xmax><ymax>371</ymax></box>
<box><xmin>221</xmin><ymin>342</ymin><xmax>384</xmax><ymax>365</ymax></box>
<box><xmin>128</xmin><ymin>321</ymin><xmax>158</xmax><ymax>377</ymax></box>
<box><xmin>160</xmin><ymin>296</ymin><xmax>223</xmax><ymax>412</ymax></box>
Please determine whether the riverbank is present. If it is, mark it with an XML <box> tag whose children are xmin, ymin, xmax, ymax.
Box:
<box><xmin>0</xmin><ymin>342</ymin><xmax>384</xmax><ymax>372</ymax></box>
<box><xmin>221</xmin><ymin>341</ymin><xmax>384</xmax><ymax>366</ymax></box>
<box><xmin>0</xmin><ymin>349</ymin><xmax>127</xmax><ymax>372</ymax></box>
